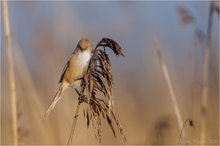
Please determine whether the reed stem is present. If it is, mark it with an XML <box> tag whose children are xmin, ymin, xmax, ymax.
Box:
<box><xmin>67</xmin><ymin>101</ymin><xmax>81</xmax><ymax>145</ymax></box>
<box><xmin>2</xmin><ymin>0</ymin><xmax>18</xmax><ymax>145</ymax></box>
<box><xmin>153</xmin><ymin>37</ymin><xmax>186</xmax><ymax>140</ymax></box>
<box><xmin>200</xmin><ymin>2</ymin><xmax>213</xmax><ymax>144</ymax></box>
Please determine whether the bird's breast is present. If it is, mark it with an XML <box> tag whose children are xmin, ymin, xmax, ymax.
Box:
<box><xmin>77</xmin><ymin>51</ymin><xmax>91</xmax><ymax>66</ymax></box>
<box><xmin>64</xmin><ymin>51</ymin><xmax>91</xmax><ymax>85</ymax></box>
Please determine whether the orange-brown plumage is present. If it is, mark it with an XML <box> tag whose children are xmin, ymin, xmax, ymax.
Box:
<box><xmin>45</xmin><ymin>39</ymin><xmax>92</xmax><ymax>119</ymax></box>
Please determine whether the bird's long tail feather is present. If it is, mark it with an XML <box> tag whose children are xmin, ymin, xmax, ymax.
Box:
<box><xmin>44</xmin><ymin>83</ymin><xmax>68</xmax><ymax>120</ymax></box>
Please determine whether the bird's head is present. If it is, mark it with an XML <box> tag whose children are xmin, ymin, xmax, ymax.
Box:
<box><xmin>78</xmin><ymin>39</ymin><xmax>93</xmax><ymax>52</ymax></box>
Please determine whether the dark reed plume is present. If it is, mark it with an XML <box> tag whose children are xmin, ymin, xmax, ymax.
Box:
<box><xmin>176</xmin><ymin>5</ymin><xmax>205</xmax><ymax>45</ymax></box>
<box><xmin>212</xmin><ymin>1</ymin><xmax>219</xmax><ymax>15</ymax></box>
<box><xmin>176</xmin><ymin>6</ymin><xmax>196</xmax><ymax>26</ymax></box>
<box><xmin>67</xmin><ymin>38</ymin><xmax>126</xmax><ymax>145</ymax></box>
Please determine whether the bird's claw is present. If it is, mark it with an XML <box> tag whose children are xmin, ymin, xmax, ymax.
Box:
<box><xmin>78</xmin><ymin>95</ymin><xmax>86</xmax><ymax>103</ymax></box>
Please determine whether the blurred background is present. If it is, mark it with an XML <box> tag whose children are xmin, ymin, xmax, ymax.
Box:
<box><xmin>1</xmin><ymin>1</ymin><xmax>219</xmax><ymax>145</ymax></box>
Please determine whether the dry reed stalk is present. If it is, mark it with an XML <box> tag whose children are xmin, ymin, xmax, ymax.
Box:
<box><xmin>67</xmin><ymin>38</ymin><xmax>126</xmax><ymax>144</ymax></box>
<box><xmin>67</xmin><ymin>95</ymin><xmax>81</xmax><ymax>145</ymax></box>
<box><xmin>2</xmin><ymin>0</ymin><xmax>18</xmax><ymax>145</ymax></box>
<box><xmin>200</xmin><ymin>2</ymin><xmax>214</xmax><ymax>144</ymax></box>
<box><xmin>153</xmin><ymin>37</ymin><xmax>186</xmax><ymax>140</ymax></box>
<box><xmin>178</xmin><ymin>118</ymin><xmax>194</xmax><ymax>144</ymax></box>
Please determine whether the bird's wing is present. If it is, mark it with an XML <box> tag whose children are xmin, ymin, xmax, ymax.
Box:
<box><xmin>59</xmin><ymin>60</ymin><xmax>70</xmax><ymax>83</ymax></box>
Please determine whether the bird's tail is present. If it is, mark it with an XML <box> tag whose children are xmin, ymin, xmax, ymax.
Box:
<box><xmin>44</xmin><ymin>83</ymin><xmax>68</xmax><ymax>120</ymax></box>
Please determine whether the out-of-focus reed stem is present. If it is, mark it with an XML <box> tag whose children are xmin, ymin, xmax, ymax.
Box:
<box><xmin>153</xmin><ymin>37</ymin><xmax>186</xmax><ymax>140</ymax></box>
<box><xmin>200</xmin><ymin>2</ymin><xmax>214</xmax><ymax>144</ymax></box>
<box><xmin>2</xmin><ymin>0</ymin><xmax>18</xmax><ymax>145</ymax></box>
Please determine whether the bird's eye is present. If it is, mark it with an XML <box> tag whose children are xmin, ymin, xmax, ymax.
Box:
<box><xmin>78</xmin><ymin>44</ymin><xmax>83</xmax><ymax>50</ymax></box>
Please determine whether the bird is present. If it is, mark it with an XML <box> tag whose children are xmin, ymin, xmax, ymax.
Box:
<box><xmin>44</xmin><ymin>39</ymin><xmax>93</xmax><ymax>119</ymax></box>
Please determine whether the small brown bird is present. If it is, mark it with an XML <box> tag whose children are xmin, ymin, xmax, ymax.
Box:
<box><xmin>45</xmin><ymin>39</ymin><xmax>93</xmax><ymax>119</ymax></box>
